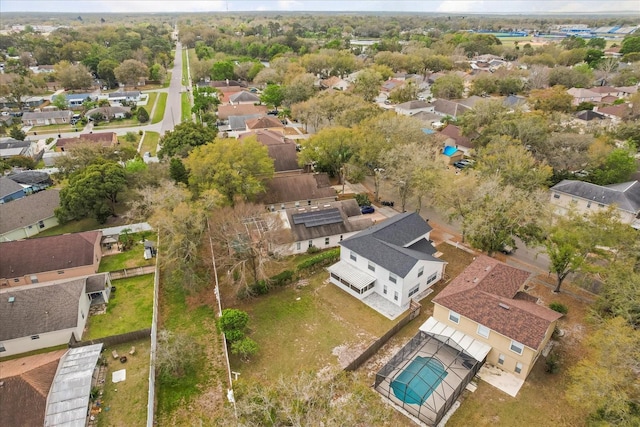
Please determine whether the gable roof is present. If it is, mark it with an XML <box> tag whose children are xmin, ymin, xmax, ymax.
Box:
<box><xmin>0</xmin><ymin>278</ymin><xmax>85</xmax><ymax>341</ymax></box>
<box><xmin>0</xmin><ymin>176</ymin><xmax>24</xmax><ymax>198</ymax></box>
<box><xmin>433</xmin><ymin>255</ymin><xmax>562</xmax><ymax>349</ymax></box>
<box><xmin>439</xmin><ymin>124</ymin><xmax>473</xmax><ymax>148</ymax></box>
<box><xmin>567</xmin><ymin>87</ymin><xmax>601</xmax><ymax>99</ymax></box>
<box><xmin>228</xmin><ymin>114</ymin><xmax>263</xmax><ymax>131</ymax></box>
<box><xmin>85</xmin><ymin>106</ymin><xmax>131</xmax><ymax>117</ymax></box>
<box><xmin>229</xmin><ymin>91</ymin><xmax>260</xmax><ymax>103</ymax></box>
<box><xmin>596</xmin><ymin>103</ymin><xmax>631</xmax><ymax>118</ymax></box>
<box><xmin>0</xmin><ymin>189</ymin><xmax>60</xmax><ymax>235</ymax></box>
<box><xmin>284</xmin><ymin>199</ymin><xmax>374</xmax><ymax>241</ymax></box>
<box><xmin>341</xmin><ymin>212</ymin><xmax>444</xmax><ymax>277</ymax></box>
<box><xmin>575</xmin><ymin>110</ymin><xmax>606</xmax><ymax>121</ymax></box>
<box><xmin>551</xmin><ymin>180</ymin><xmax>640</xmax><ymax>213</ymax></box>
<box><xmin>56</xmin><ymin>132</ymin><xmax>117</xmax><ymax>150</ymax></box>
<box><xmin>238</xmin><ymin>129</ymin><xmax>300</xmax><ymax>172</ymax></box>
<box><xmin>22</xmin><ymin>110</ymin><xmax>73</xmax><ymax>120</ymax></box>
<box><xmin>217</xmin><ymin>104</ymin><xmax>267</xmax><ymax>120</ymax></box>
<box><xmin>433</xmin><ymin>99</ymin><xmax>471</xmax><ymax>117</ymax></box>
<box><xmin>258</xmin><ymin>173</ymin><xmax>336</xmax><ymax>205</ymax></box>
<box><xmin>396</xmin><ymin>100</ymin><xmax>432</xmax><ymax>110</ymax></box>
<box><xmin>7</xmin><ymin>170</ymin><xmax>52</xmax><ymax>186</ymax></box>
<box><xmin>245</xmin><ymin>115</ymin><xmax>284</xmax><ymax>130</ymax></box>
<box><xmin>0</xmin><ymin>229</ymin><xmax>100</xmax><ymax>278</ymax></box>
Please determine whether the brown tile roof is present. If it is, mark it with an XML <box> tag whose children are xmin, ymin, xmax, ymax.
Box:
<box><xmin>0</xmin><ymin>189</ymin><xmax>60</xmax><ymax>235</ymax></box>
<box><xmin>245</xmin><ymin>116</ymin><xmax>284</xmax><ymax>130</ymax></box>
<box><xmin>433</xmin><ymin>255</ymin><xmax>562</xmax><ymax>349</ymax></box>
<box><xmin>217</xmin><ymin>104</ymin><xmax>267</xmax><ymax>120</ymax></box>
<box><xmin>238</xmin><ymin>130</ymin><xmax>300</xmax><ymax>172</ymax></box>
<box><xmin>439</xmin><ymin>124</ymin><xmax>473</xmax><ymax>148</ymax></box>
<box><xmin>0</xmin><ymin>354</ymin><xmax>62</xmax><ymax>427</ymax></box>
<box><xmin>597</xmin><ymin>104</ymin><xmax>631</xmax><ymax>119</ymax></box>
<box><xmin>57</xmin><ymin>132</ymin><xmax>117</xmax><ymax>150</ymax></box>
<box><xmin>257</xmin><ymin>173</ymin><xmax>336</xmax><ymax>205</ymax></box>
<box><xmin>0</xmin><ymin>278</ymin><xmax>86</xmax><ymax>341</ymax></box>
<box><xmin>0</xmin><ymin>230</ymin><xmax>101</xmax><ymax>279</ymax></box>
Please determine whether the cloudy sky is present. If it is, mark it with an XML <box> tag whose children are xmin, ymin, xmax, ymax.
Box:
<box><xmin>2</xmin><ymin>0</ymin><xmax>639</xmax><ymax>14</ymax></box>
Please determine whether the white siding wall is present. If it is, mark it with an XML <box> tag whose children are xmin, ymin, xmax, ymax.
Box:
<box><xmin>0</xmin><ymin>329</ymin><xmax>74</xmax><ymax>357</ymax></box>
<box><xmin>0</xmin><ymin>216</ymin><xmax>59</xmax><ymax>242</ymax></box>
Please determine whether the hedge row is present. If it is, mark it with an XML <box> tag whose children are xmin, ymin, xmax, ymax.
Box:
<box><xmin>296</xmin><ymin>248</ymin><xmax>340</xmax><ymax>271</ymax></box>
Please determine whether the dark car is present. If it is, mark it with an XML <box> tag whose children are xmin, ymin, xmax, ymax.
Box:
<box><xmin>360</xmin><ymin>205</ymin><xmax>375</xmax><ymax>214</ymax></box>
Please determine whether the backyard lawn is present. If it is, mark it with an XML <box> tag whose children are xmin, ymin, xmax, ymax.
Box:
<box><xmin>139</xmin><ymin>131</ymin><xmax>160</xmax><ymax>156</ymax></box>
<box><xmin>84</xmin><ymin>274</ymin><xmax>154</xmax><ymax>340</ymax></box>
<box><xmin>96</xmin><ymin>338</ymin><xmax>150</xmax><ymax>427</ymax></box>
<box><xmin>98</xmin><ymin>233</ymin><xmax>156</xmax><ymax>272</ymax></box>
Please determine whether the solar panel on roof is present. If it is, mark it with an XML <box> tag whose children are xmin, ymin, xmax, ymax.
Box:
<box><xmin>292</xmin><ymin>208</ymin><xmax>343</xmax><ymax>227</ymax></box>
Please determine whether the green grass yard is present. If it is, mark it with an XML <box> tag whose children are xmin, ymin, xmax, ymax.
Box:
<box><xmin>151</xmin><ymin>92</ymin><xmax>167</xmax><ymax>124</ymax></box>
<box><xmin>98</xmin><ymin>233</ymin><xmax>156</xmax><ymax>273</ymax></box>
<box><xmin>139</xmin><ymin>131</ymin><xmax>160</xmax><ymax>156</ymax></box>
<box><xmin>84</xmin><ymin>274</ymin><xmax>154</xmax><ymax>340</ymax></box>
<box><xmin>181</xmin><ymin>92</ymin><xmax>191</xmax><ymax>122</ymax></box>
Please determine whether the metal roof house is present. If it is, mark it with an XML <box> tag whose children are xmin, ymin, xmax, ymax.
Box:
<box><xmin>328</xmin><ymin>212</ymin><xmax>446</xmax><ymax>320</ymax></box>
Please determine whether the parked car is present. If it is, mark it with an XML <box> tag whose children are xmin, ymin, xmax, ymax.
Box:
<box><xmin>453</xmin><ymin>159</ymin><xmax>474</xmax><ymax>169</ymax></box>
<box><xmin>360</xmin><ymin>205</ymin><xmax>375</xmax><ymax>214</ymax></box>
<box><xmin>500</xmin><ymin>245</ymin><xmax>515</xmax><ymax>255</ymax></box>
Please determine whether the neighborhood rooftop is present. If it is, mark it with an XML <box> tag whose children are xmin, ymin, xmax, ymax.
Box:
<box><xmin>551</xmin><ymin>180</ymin><xmax>640</xmax><ymax>213</ymax></box>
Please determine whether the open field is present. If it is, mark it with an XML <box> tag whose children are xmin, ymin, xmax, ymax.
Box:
<box><xmin>84</xmin><ymin>274</ymin><xmax>154</xmax><ymax>340</ymax></box>
<box><xmin>96</xmin><ymin>338</ymin><xmax>150</xmax><ymax>427</ymax></box>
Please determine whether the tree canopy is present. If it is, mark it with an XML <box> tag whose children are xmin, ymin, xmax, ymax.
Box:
<box><xmin>158</xmin><ymin>122</ymin><xmax>217</xmax><ymax>159</ymax></box>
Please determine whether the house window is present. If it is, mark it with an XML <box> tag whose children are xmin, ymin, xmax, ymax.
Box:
<box><xmin>38</xmin><ymin>220</ymin><xmax>45</xmax><ymax>229</ymax></box>
<box><xmin>295</xmin><ymin>201</ymin><xmax>300</xmax><ymax>207</ymax></box>
<box><xmin>296</xmin><ymin>242</ymin><xmax>301</xmax><ymax>250</ymax></box>
<box><xmin>515</xmin><ymin>362</ymin><xmax>523</xmax><ymax>374</ymax></box>
<box><xmin>81</xmin><ymin>311</ymin><xmax>85</xmax><ymax>319</ymax></box>
<box><xmin>389</xmin><ymin>273</ymin><xmax>397</xmax><ymax>284</ymax></box>
<box><xmin>477</xmin><ymin>324</ymin><xmax>490</xmax><ymax>338</ymax></box>
<box><xmin>553</xmin><ymin>193</ymin><xmax>560</xmax><ymax>199</ymax></box>
<box><xmin>0</xmin><ymin>343</ymin><xmax>5</xmax><ymax>352</ymax></box>
<box><xmin>30</xmin><ymin>275</ymin><xmax>38</xmax><ymax>284</ymax></box>
<box><xmin>408</xmin><ymin>285</ymin><xmax>420</xmax><ymax>297</ymax></box>
<box><xmin>383</xmin><ymin>285</ymin><xmax>387</xmax><ymax>295</ymax></box>
<box><xmin>368</xmin><ymin>262</ymin><xmax>375</xmax><ymax>272</ymax></box>
<box><xmin>510</xmin><ymin>340</ymin><xmax>524</xmax><ymax>355</ymax></box>
<box><xmin>418</xmin><ymin>266</ymin><xmax>424</xmax><ymax>277</ymax></box>
<box><xmin>394</xmin><ymin>291</ymin><xmax>398</xmax><ymax>301</ymax></box>
<box><xmin>498</xmin><ymin>354</ymin><xmax>505</xmax><ymax>365</ymax></box>
<box><xmin>31</xmin><ymin>335</ymin><xmax>40</xmax><ymax>340</ymax></box>
<box><xmin>281</xmin><ymin>204</ymin><xmax>285</xmax><ymax>210</ymax></box>
<box><xmin>308</xmin><ymin>240</ymin><xmax>313</xmax><ymax>248</ymax></box>
<box><xmin>426</xmin><ymin>272</ymin><xmax>438</xmax><ymax>284</ymax></box>
<box><xmin>325</xmin><ymin>237</ymin><xmax>330</xmax><ymax>245</ymax></box>
<box><xmin>339</xmin><ymin>235</ymin><xmax>343</xmax><ymax>241</ymax></box>
<box><xmin>449</xmin><ymin>310</ymin><xmax>460</xmax><ymax>324</ymax></box>
<box><xmin>307</xmin><ymin>200</ymin><xmax>311</xmax><ymax>206</ymax></box>
<box><xmin>598</xmin><ymin>203</ymin><xmax>605</xmax><ymax>207</ymax></box>
<box><xmin>350</xmin><ymin>252</ymin><xmax>357</xmax><ymax>262</ymax></box>
<box><xmin>58</xmin><ymin>270</ymin><xmax>64</xmax><ymax>274</ymax></box>
<box><xmin>586</xmin><ymin>201</ymin><xmax>591</xmax><ymax>208</ymax></box>
<box><xmin>270</xmin><ymin>205</ymin><xmax>275</xmax><ymax>212</ymax></box>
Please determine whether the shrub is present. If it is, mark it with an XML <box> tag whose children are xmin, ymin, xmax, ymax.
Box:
<box><xmin>231</xmin><ymin>337</ymin><xmax>259</xmax><ymax>361</ymax></box>
<box><xmin>124</xmin><ymin>131</ymin><xmax>137</xmax><ymax>142</ymax></box>
<box><xmin>249</xmin><ymin>280</ymin><xmax>269</xmax><ymax>295</ymax></box>
<box><xmin>269</xmin><ymin>270</ymin><xmax>294</xmax><ymax>287</ymax></box>
<box><xmin>296</xmin><ymin>248</ymin><xmax>340</xmax><ymax>271</ymax></box>
<box><xmin>224</xmin><ymin>329</ymin><xmax>245</xmax><ymax>343</ymax></box>
<box><xmin>217</xmin><ymin>308</ymin><xmax>249</xmax><ymax>333</ymax></box>
<box><xmin>545</xmin><ymin>351</ymin><xmax>560</xmax><ymax>374</ymax></box>
<box><xmin>549</xmin><ymin>302</ymin><xmax>568</xmax><ymax>315</ymax></box>
<box><xmin>354</xmin><ymin>193</ymin><xmax>371</xmax><ymax>207</ymax></box>
<box><xmin>137</xmin><ymin>107</ymin><xmax>149</xmax><ymax>123</ymax></box>
<box><xmin>307</xmin><ymin>245</ymin><xmax>320</xmax><ymax>254</ymax></box>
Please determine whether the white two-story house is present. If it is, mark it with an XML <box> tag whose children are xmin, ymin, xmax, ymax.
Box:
<box><xmin>328</xmin><ymin>212</ymin><xmax>446</xmax><ymax>320</ymax></box>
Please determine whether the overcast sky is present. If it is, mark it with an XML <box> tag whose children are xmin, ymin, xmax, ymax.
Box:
<box><xmin>2</xmin><ymin>0</ymin><xmax>639</xmax><ymax>14</ymax></box>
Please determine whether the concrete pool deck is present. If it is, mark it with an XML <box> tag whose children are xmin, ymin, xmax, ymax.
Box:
<box><xmin>477</xmin><ymin>364</ymin><xmax>525</xmax><ymax>397</ymax></box>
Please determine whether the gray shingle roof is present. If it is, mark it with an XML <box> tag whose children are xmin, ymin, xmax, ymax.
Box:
<box><xmin>551</xmin><ymin>180</ymin><xmax>640</xmax><ymax>213</ymax></box>
<box><xmin>229</xmin><ymin>91</ymin><xmax>260</xmax><ymax>103</ymax></box>
<box><xmin>0</xmin><ymin>279</ymin><xmax>85</xmax><ymax>341</ymax></box>
<box><xmin>0</xmin><ymin>189</ymin><xmax>60</xmax><ymax>235</ymax></box>
<box><xmin>340</xmin><ymin>212</ymin><xmax>444</xmax><ymax>277</ymax></box>
<box><xmin>0</xmin><ymin>176</ymin><xmax>24</xmax><ymax>199</ymax></box>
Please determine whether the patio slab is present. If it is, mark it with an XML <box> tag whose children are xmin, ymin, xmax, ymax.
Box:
<box><xmin>477</xmin><ymin>364</ymin><xmax>524</xmax><ymax>397</ymax></box>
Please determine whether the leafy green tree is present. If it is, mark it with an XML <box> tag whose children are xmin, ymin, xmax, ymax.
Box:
<box><xmin>158</xmin><ymin>122</ymin><xmax>217</xmax><ymax>158</ymax></box>
<box><xmin>9</xmin><ymin>126</ymin><xmax>26</xmax><ymax>141</ymax></box>
<box><xmin>0</xmin><ymin>75</ymin><xmax>40</xmax><ymax>111</ymax></box>
<box><xmin>51</xmin><ymin>94</ymin><xmax>69</xmax><ymax>110</ymax></box>
<box><xmin>54</xmin><ymin>61</ymin><xmax>93</xmax><ymax>90</ymax></box>
<box><xmin>352</xmin><ymin>68</ymin><xmax>383</xmax><ymax>102</ymax></box>
<box><xmin>566</xmin><ymin>317</ymin><xmax>640</xmax><ymax>425</ymax></box>
<box><xmin>586</xmin><ymin>38</ymin><xmax>606</xmax><ymax>49</ymax></box>
<box><xmin>56</xmin><ymin>161</ymin><xmax>127</xmax><ymax>223</ymax></box>
<box><xmin>283</xmin><ymin>73</ymin><xmax>316</xmax><ymax>106</ymax></box>
<box><xmin>388</xmin><ymin>80</ymin><xmax>419</xmax><ymax>104</ymax></box>
<box><xmin>260</xmin><ymin>83</ymin><xmax>285</xmax><ymax>111</ymax></box>
<box><xmin>496</xmin><ymin>76</ymin><xmax>524</xmax><ymax>95</ymax></box>
<box><xmin>470</xmin><ymin>74</ymin><xmax>497</xmax><ymax>96</ymax></box>
<box><xmin>587</xmin><ymin>146</ymin><xmax>637</xmax><ymax>185</ymax></box>
<box><xmin>529</xmin><ymin>85</ymin><xmax>573</xmax><ymax>113</ymax></box>
<box><xmin>148</xmin><ymin>63</ymin><xmax>166</xmax><ymax>82</ymax></box>
<box><xmin>114</xmin><ymin>59</ymin><xmax>148</xmax><ymax>88</ymax></box>
<box><xmin>431</xmin><ymin>74</ymin><xmax>464</xmax><ymax>99</ymax></box>
<box><xmin>231</xmin><ymin>337</ymin><xmax>259</xmax><ymax>361</ymax></box>
<box><xmin>184</xmin><ymin>137</ymin><xmax>274</xmax><ymax>203</ymax></box>
<box><xmin>217</xmin><ymin>308</ymin><xmax>249</xmax><ymax>337</ymax></box>
<box><xmin>584</xmin><ymin>49</ymin><xmax>604</xmax><ymax>68</ymax></box>
<box><xmin>620</xmin><ymin>36</ymin><xmax>640</xmax><ymax>55</ymax></box>
<box><xmin>169</xmin><ymin>157</ymin><xmax>189</xmax><ymax>184</ymax></box>
<box><xmin>211</xmin><ymin>60</ymin><xmax>235</xmax><ymax>80</ymax></box>
<box><xmin>298</xmin><ymin>127</ymin><xmax>354</xmax><ymax>178</ymax></box>
<box><xmin>548</xmin><ymin>67</ymin><xmax>591</xmax><ymax>88</ymax></box>
<box><xmin>136</xmin><ymin>107</ymin><xmax>149</xmax><ymax>123</ymax></box>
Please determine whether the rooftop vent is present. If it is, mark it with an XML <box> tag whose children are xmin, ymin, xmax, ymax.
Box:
<box><xmin>485</xmin><ymin>266</ymin><xmax>491</xmax><ymax>271</ymax></box>
<box><xmin>8</xmin><ymin>296</ymin><xmax>15</xmax><ymax>303</ymax></box>
<box><xmin>498</xmin><ymin>303</ymin><xmax>510</xmax><ymax>310</ymax></box>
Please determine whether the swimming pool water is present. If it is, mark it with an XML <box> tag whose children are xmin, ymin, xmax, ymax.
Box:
<box><xmin>390</xmin><ymin>356</ymin><xmax>447</xmax><ymax>405</ymax></box>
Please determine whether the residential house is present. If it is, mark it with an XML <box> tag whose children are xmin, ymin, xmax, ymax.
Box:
<box><xmin>0</xmin><ymin>96</ymin><xmax>44</xmax><ymax>110</ymax></box>
<box><xmin>238</xmin><ymin>129</ymin><xmax>300</xmax><ymax>172</ymax></box>
<box><xmin>328</xmin><ymin>212</ymin><xmax>447</xmax><ymax>320</ymax></box>
<box><xmin>22</xmin><ymin>110</ymin><xmax>73</xmax><ymax>126</ymax></box>
<box><xmin>85</xmin><ymin>106</ymin><xmax>131</xmax><ymax>120</ymax></box>
<box><xmin>0</xmin><ymin>189</ymin><xmax>60</xmax><ymax>241</ymax></box>
<box><xmin>217</xmin><ymin>104</ymin><xmax>267</xmax><ymax>121</ymax></box>
<box><xmin>278</xmin><ymin>199</ymin><xmax>374</xmax><ymax>254</ymax></box>
<box><xmin>0</xmin><ymin>230</ymin><xmax>102</xmax><ymax>285</ymax></box>
<box><xmin>412</xmin><ymin>111</ymin><xmax>445</xmax><ymax>127</ymax></box>
<box><xmin>0</xmin><ymin>176</ymin><xmax>26</xmax><ymax>203</ymax></box>
<box><xmin>210</xmin><ymin>79</ymin><xmax>246</xmax><ymax>88</ymax></box>
<box><xmin>381</xmin><ymin>79</ymin><xmax>405</xmax><ymax>93</ymax></box>
<box><xmin>439</xmin><ymin>124</ymin><xmax>474</xmax><ymax>156</ymax></box>
<box><xmin>395</xmin><ymin>100</ymin><xmax>435</xmax><ymax>116</ymax></box>
<box><xmin>258</xmin><ymin>172</ymin><xmax>337</xmax><ymax>211</ymax></box>
<box><xmin>227</xmin><ymin>114</ymin><xmax>264</xmax><ymax>132</ymax></box>
<box><xmin>616</xmin><ymin>86</ymin><xmax>638</xmax><ymax>97</ymax></box>
<box><xmin>589</xmin><ymin>86</ymin><xmax>621</xmax><ymax>98</ymax></box>
<box><xmin>594</xmin><ymin>103</ymin><xmax>632</xmax><ymax>122</ymax></box>
<box><xmin>7</xmin><ymin>170</ymin><xmax>53</xmax><ymax>193</ymax></box>
<box><xmin>108</xmin><ymin>90</ymin><xmax>142</xmax><ymax>104</ymax></box>
<box><xmin>432</xmin><ymin>99</ymin><xmax>471</xmax><ymax>118</ymax></box>
<box><xmin>503</xmin><ymin>94</ymin><xmax>527</xmax><ymax>110</ymax></box>
<box><xmin>229</xmin><ymin>91</ymin><xmax>261</xmax><ymax>104</ymax></box>
<box><xmin>320</xmin><ymin>76</ymin><xmax>350</xmax><ymax>91</ymax></box>
<box><xmin>245</xmin><ymin>116</ymin><xmax>285</xmax><ymax>132</ymax></box>
<box><xmin>550</xmin><ymin>180</ymin><xmax>640</xmax><ymax>229</ymax></box>
<box><xmin>0</xmin><ymin>349</ymin><xmax>66</xmax><ymax>426</ymax></box>
<box><xmin>0</xmin><ymin>277</ymin><xmax>91</xmax><ymax>357</ymax></box>
<box><xmin>567</xmin><ymin>87</ymin><xmax>602</xmax><ymax>106</ymax></box>
<box><xmin>56</xmin><ymin>132</ymin><xmax>118</xmax><ymax>151</ymax></box>
<box><xmin>29</xmin><ymin>64</ymin><xmax>56</xmax><ymax>74</ymax></box>
<box><xmin>214</xmin><ymin>86</ymin><xmax>245</xmax><ymax>104</ymax></box>
<box><xmin>66</xmin><ymin>93</ymin><xmax>96</xmax><ymax>108</ymax></box>
<box><xmin>431</xmin><ymin>256</ymin><xmax>562</xmax><ymax>380</ymax></box>
<box><xmin>0</xmin><ymin>138</ymin><xmax>36</xmax><ymax>159</ymax></box>
<box><xmin>575</xmin><ymin>110</ymin><xmax>607</xmax><ymax>122</ymax></box>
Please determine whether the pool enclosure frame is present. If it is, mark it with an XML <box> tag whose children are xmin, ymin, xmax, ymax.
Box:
<box><xmin>375</xmin><ymin>330</ymin><xmax>485</xmax><ymax>426</ymax></box>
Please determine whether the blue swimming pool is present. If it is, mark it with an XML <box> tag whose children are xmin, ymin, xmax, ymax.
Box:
<box><xmin>390</xmin><ymin>356</ymin><xmax>447</xmax><ymax>405</ymax></box>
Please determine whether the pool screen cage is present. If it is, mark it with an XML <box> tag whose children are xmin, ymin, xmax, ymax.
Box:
<box><xmin>375</xmin><ymin>330</ymin><xmax>484</xmax><ymax>426</ymax></box>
